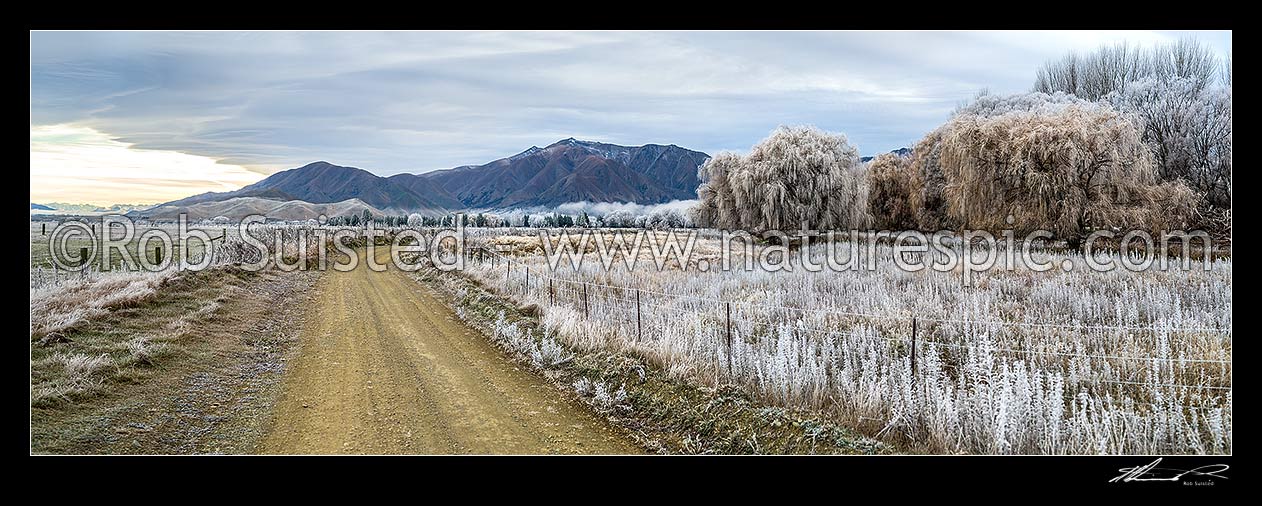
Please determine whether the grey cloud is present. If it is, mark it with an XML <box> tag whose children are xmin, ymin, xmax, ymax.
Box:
<box><xmin>30</xmin><ymin>30</ymin><xmax>1231</xmax><ymax>177</ymax></box>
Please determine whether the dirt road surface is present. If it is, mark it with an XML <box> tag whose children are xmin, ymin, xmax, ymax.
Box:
<box><xmin>260</xmin><ymin>249</ymin><xmax>639</xmax><ymax>454</ymax></box>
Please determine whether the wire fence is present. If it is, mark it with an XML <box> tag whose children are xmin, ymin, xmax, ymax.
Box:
<box><xmin>459</xmin><ymin>245</ymin><xmax>1232</xmax><ymax>398</ymax></box>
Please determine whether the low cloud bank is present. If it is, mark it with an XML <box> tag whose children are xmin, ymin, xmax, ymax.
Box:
<box><xmin>480</xmin><ymin>200</ymin><xmax>697</xmax><ymax>228</ymax></box>
<box><xmin>550</xmin><ymin>199</ymin><xmax>698</xmax><ymax>217</ymax></box>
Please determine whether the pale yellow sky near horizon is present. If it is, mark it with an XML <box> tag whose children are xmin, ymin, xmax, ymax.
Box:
<box><xmin>29</xmin><ymin>124</ymin><xmax>266</xmax><ymax>206</ymax></box>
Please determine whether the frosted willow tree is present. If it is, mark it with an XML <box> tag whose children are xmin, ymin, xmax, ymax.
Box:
<box><xmin>691</xmin><ymin>152</ymin><xmax>740</xmax><ymax>230</ymax></box>
<box><xmin>865</xmin><ymin>153</ymin><xmax>918</xmax><ymax>230</ymax></box>
<box><xmin>899</xmin><ymin>93</ymin><xmax>1090</xmax><ymax>232</ymax></box>
<box><xmin>937</xmin><ymin>103</ymin><xmax>1197</xmax><ymax>239</ymax></box>
<box><xmin>692</xmin><ymin>126</ymin><xmax>870</xmax><ymax>231</ymax></box>
<box><xmin>905</xmin><ymin>128</ymin><xmax>951</xmax><ymax>230</ymax></box>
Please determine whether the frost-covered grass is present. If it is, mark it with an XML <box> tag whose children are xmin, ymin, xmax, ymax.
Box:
<box><xmin>28</xmin><ymin>265</ymin><xmax>205</xmax><ymax>406</ymax></box>
<box><xmin>30</xmin><ymin>352</ymin><xmax>115</xmax><ymax>404</ymax></box>
<box><xmin>28</xmin><ymin>221</ymin><xmax>341</xmax><ymax>339</ymax></box>
<box><xmin>456</xmin><ymin>229</ymin><xmax>1231</xmax><ymax>454</ymax></box>
<box><xmin>30</xmin><ymin>267</ymin><xmax>179</xmax><ymax>339</ymax></box>
<box><xmin>29</xmin><ymin>266</ymin><xmax>254</xmax><ymax>408</ymax></box>
<box><xmin>484</xmin><ymin>308</ymin><xmax>574</xmax><ymax>370</ymax></box>
<box><xmin>29</xmin><ymin>221</ymin><xmax>330</xmax><ymax>412</ymax></box>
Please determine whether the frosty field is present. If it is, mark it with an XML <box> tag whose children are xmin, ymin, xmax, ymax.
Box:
<box><xmin>455</xmin><ymin>228</ymin><xmax>1232</xmax><ymax>454</ymax></box>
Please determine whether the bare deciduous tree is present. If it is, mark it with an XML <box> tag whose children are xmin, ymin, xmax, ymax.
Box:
<box><xmin>1108</xmin><ymin>77</ymin><xmax>1232</xmax><ymax>208</ymax></box>
<box><xmin>1033</xmin><ymin>38</ymin><xmax>1222</xmax><ymax>101</ymax></box>
<box><xmin>959</xmin><ymin>90</ymin><xmax>1090</xmax><ymax>117</ymax></box>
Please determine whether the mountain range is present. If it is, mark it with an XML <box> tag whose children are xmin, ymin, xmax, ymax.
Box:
<box><xmin>424</xmin><ymin>138</ymin><xmax>709</xmax><ymax>209</ymax></box>
<box><xmin>147</xmin><ymin>139</ymin><xmax>711</xmax><ymax>219</ymax></box>
<box><xmin>860</xmin><ymin>147</ymin><xmax>912</xmax><ymax>163</ymax></box>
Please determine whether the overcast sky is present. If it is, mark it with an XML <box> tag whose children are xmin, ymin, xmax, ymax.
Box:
<box><xmin>30</xmin><ymin>30</ymin><xmax>1231</xmax><ymax>205</ymax></box>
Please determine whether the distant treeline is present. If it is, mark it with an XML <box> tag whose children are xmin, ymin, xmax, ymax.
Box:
<box><xmin>324</xmin><ymin>207</ymin><xmax>690</xmax><ymax>230</ymax></box>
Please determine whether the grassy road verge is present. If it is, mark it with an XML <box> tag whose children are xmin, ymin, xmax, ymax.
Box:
<box><xmin>31</xmin><ymin>267</ymin><xmax>317</xmax><ymax>454</ymax></box>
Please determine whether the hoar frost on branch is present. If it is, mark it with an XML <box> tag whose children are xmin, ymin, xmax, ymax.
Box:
<box><xmin>1032</xmin><ymin>38</ymin><xmax>1231</xmax><ymax>217</ymax></box>
<box><xmin>693</xmin><ymin>126</ymin><xmax>871</xmax><ymax>232</ymax></box>
<box><xmin>1107</xmin><ymin>77</ymin><xmax>1231</xmax><ymax>208</ymax></box>
<box><xmin>865</xmin><ymin>153</ymin><xmax>918</xmax><ymax>231</ymax></box>
<box><xmin>1033</xmin><ymin>38</ymin><xmax>1221</xmax><ymax>102</ymax></box>
<box><xmin>956</xmin><ymin>90</ymin><xmax>1091</xmax><ymax>117</ymax></box>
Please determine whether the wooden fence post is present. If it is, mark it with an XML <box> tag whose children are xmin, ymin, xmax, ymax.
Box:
<box><xmin>549</xmin><ymin>277</ymin><xmax>555</xmax><ymax>306</ymax></box>
<box><xmin>525</xmin><ymin>267</ymin><xmax>529</xmax><ymax>295</ymax></box>
<box><xmin>725</xmin><ymin>302</ymin><xmax>733</xmax><ymax>377</ymax></box>
<box><xmin>42</xmin><ymin>223</ymin><xmax>46</xmax><ymax>235</ymax></box>
<box><xmin>635</xmin><ymin>289</ymin><xmax>642</xmax><ymax>342</ymax></box>
<box><xmin>910</xmin><ymin>316</ymin><xmax>918</xmax><ymax>377</ymax></box>
<box><xmin>582</xmin><ymin>283</ymin><xmax>589</xmax><ymax>317</ymax></box>
<box><xmin>155</xmin><ymin>246</ymin><xmax>163</xmax><ymax>266</ymax></box>
<box><xmin>79</xmin><ymin>247</ymin><xmax>89</xmax><ymax>268</ymax></box>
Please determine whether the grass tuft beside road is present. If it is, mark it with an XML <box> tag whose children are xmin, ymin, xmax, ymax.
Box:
<box><xmin>31</xmin><ymin>267</ymin><xmax>317</xmax><ymax>454</ymax></box>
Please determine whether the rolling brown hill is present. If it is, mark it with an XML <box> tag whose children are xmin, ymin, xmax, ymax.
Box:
<box><xmin>132</xmin><ymin>197</ymin><xmax>389</xmax><ymax>222</ymax></box>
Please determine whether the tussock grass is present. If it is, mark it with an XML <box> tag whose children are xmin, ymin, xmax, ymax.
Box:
<box><xmin>31</xmin><ymin>353</ymin><xmax>115</xmax><ymax>404</ymax></box>
<box><xmin>30</xmin><ymin>269</ymin><xmax>177</xmax><ymax>339</ymax></box>
<box><xmin>29</xmin><ymin>267</ymin><xmax>253</xmax><ymax>408</ymax></box>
